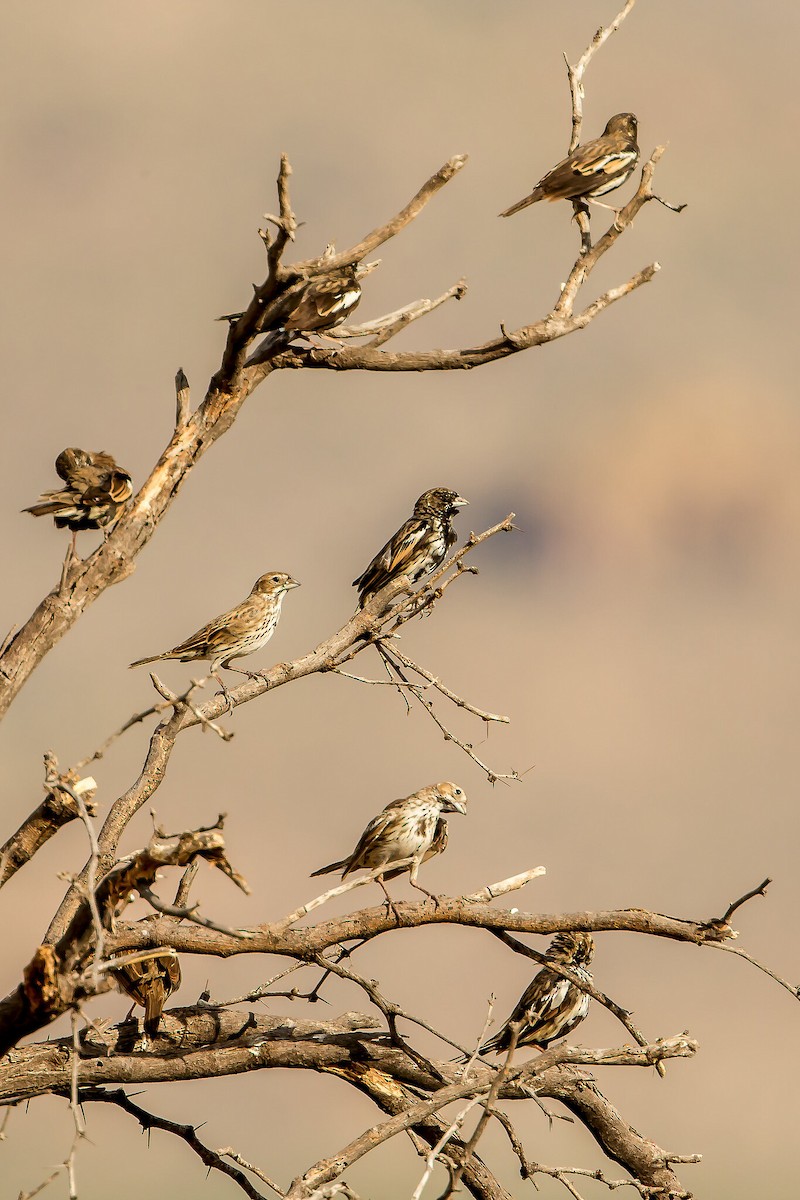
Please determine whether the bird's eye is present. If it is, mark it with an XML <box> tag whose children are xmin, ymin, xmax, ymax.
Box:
<box><xmin>271</xmin><ymin>575</ymin><xmax>281</xmax><ymax>583</ymax></box>
<box><xmin>454</xmin><ymin>787</ymin><xmax>463</xmax><ymax>796</ymax></box>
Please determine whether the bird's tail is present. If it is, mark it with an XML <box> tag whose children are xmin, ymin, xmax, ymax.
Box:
<box><xmin>453</xmin><ymin>1037</ymin><xmax>495</xmax><ymax>1065</ymax></box>
<box><xmin>499</xmin><ymin>188</ymin><xmax>543</xmax><ymax>218</ymax></box>
<box><xmin>129</xmin><ymin>654</ymin><xmax>163</xmax><ymax>669</ymax></box>
<box><xmin>310</xmin><ymin>859</ymin><xmax>348</xmax><ymax>878</ymax></box>
<box><xmin>23</xmin><ymin>499</ymin><xmax>64</xmax><ymax>517</ymax></box>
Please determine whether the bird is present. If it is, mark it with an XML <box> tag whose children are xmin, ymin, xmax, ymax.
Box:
<box><xmin>499</xmin><ymin>114</ymin><xmax>639</xmax><ymax>217</ymax></box>
<box><xmin>476</xmin><ymin>931</ymin><xmax>595</xmax><ymax>1057</ymax></box>
<box><xmin>219</xmin><ymin>261</ymin><xmax>377</xmax><ymax>343</ymax></box>
<box><xmin>113</xmin><ymin>939</ymin><xmax>181</xmax><ymax>1038</ymax></box>
<box><xmin>24</xmin><ymin>448</ymin><xmax>133</xmax><ymax>556</ymax></box>
<box><xmin>352</xmin><ymin>487</ymin><xmax>468</xmax><ymax>608</ymax></box>
<box><xmin>129</xmin><ymin>572</ymin><xmax>300</xmax><ymax>708</ymax></box>
<box><xmin>311</xmin><ymin>782</ymin><xmax>467</xmax><ymax>911</ymax></box>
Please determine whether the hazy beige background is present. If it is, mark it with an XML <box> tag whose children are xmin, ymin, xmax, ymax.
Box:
<box><xmin>2</xmin><ymin>2</ymin><xmax>799</xmax><ymax>1196</ymax></box>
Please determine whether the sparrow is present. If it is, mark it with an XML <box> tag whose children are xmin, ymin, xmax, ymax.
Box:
<box><xmin>477</xmin><ymin>931</ymin><xmax>595</xmax><ymax>1056</ymax></box>
<box><xmin>129</xmin><ymin>572</ymin><xmax>299</xmax><ymax>707</ymax></box>
<box><xmin>24</xmin><ymin>448</ymin><xmax>133</xmax><ymax>555</ymax></box>
<box><xmin>352</xmin><ymin>487</ymin><xmax>468</xmax><ymax>608</ymax></box>
<box><xmin>311</xmin><ymin>782</ymin><xmax>467</xmax><ymax>909</ymax></box>
<box><xmin>113</xmin><ymin>940</ymin><xmax>181</xmax><ymax>1038</ymax></box>
<box><xmin>219</xmin><ymin>262</ymin><xmax>377</xmax><ymax>342</ymax></box>
<box><xmin>499</xmin><ymin>114</ymin><xmax>639</xmax><ymax>216</ymax></box>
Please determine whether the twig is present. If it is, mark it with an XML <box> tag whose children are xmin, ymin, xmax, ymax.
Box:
<box><xmin>79</xmin><ymin>1087</ymin><xmax>272</xmax><ymax>1200</ymax></box>
<box><xmin>379</xmin><ymin>645</ymin><xmax>518</xmax><ymax>784</ymax></box>
<box><xmin>174</xmin><ymin>367</ymin><xmax>191</xmax><ymax>429</ymax></box>
<box><xmin>218</xmin><ymin>1148</ymin><xmax>286</xmax><ymax>1197</ymax></box>
<box><xmin>293</xmin><ymin>155</ymin><xmax>468</xmax><ymax>272</ymax></box>
<box><xmin>198</xmin><ymin>961</ymin><xmax>308</xmax><ymax>1008</ymax></box>
<box><xmin>149</xmin><ymin>672</ymin><xmax>234</xmax><ymax>741</ymax></box>
<box><xmin>380</xmin><ymin>644</ymin><xmax>509</xmax><ymax>725</ymax></box>
<box><xmin>565</xmin><ymin>0</ymin><xmax>639</xmax><ymax>151</ymax></box>
<box><xmin>275</xmin><ymin>858</ymin><xmax>417</xmax><ymax>930</ymax></box>
<box><xmin>707</xmin><ymin>942</ymin><xmax>800</xmax><ymax>1002</ymax></box>
<box><xmin>139</xmin><ymin>885</ymin><xmax>254</xmax><ymax>940</ymax></box>
<box><xmin>444</xmin><ymin>1026</ymin><xmax>522</xmax><ymax>1198</ymax></box>
<box><xmin>361</xmin><ymin>280</ymin><xmax>467</xmax><ymax>349</ymax></box>
<box><xmin>74</xmin><ymin>677</ymin><xmax>221</xmax><ymax>768</ymax></box>
<box><xmin>54</xmin><ymin>780</ymin><xmax>105</xmax><ymax>991</ymax></box>
<box><xmin>466</xmin><ymin>867</ymin><xmax>546</xmax><ymax>903</ymax></box>
<box><xmin>719</xmin><ymin>877</ymin><xmax>772</xmax><ymax>926</ymax></box>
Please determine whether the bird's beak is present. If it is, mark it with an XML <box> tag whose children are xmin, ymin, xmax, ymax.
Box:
<box><xmin>285</xmin><ymin>577</ymin><xmax>301</xmax><ymax>590</ymax></box>
<box><xmin>444</xmin><ymin>797</ymin><xmax>467</xmax><ymax>816</ymax></box>
<box><xmin>357</xmin><ymin>259</ymin><xmax>381</xmax><ymax>277</ymax></box>
<box><xmin>454</xmin><ymin>496</ymin><xmax>469</xmax><ymax>508</ymax></box>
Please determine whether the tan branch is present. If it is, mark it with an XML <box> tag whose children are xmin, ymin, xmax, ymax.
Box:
<box><xmin>0</xmin><ymin>756</ymin><xmax>96</xmax><ymax>889</ymax></box>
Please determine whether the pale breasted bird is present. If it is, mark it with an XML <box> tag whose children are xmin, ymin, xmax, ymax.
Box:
<box><xmin>500</xmin><ymin>114</ymin><xmax>639</xmax><ymax>216</ymax></box>
<box><xmin>477</xmin><ymin>931</ymin><xmax>595</xmax><ymax>1055</ymax></box>
<box><xmin>24</xmin><ymin>448</ymin><xmax>133</xmax><ymax>555</ymax></box>
<box><xmin>311</xmin><ymin>782</ymin><xmax>467</xmax><ymax>908</ymax></box>
<box><xmin>352</xmin><ymin>487</ymin><xmax>468</xmax><ymax>608</ymax></box>
<box><xmin>129</xmin><ymin>572</ymin><xmax>300</xmax><ymax>707</ymax></box>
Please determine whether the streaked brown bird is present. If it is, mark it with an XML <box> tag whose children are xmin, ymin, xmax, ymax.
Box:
<box><xmin>477</xmin><ymin>931</ymin><xmax>595</xmax><ymax>1056</ymax></box>
<box><xmin>113</xmin><ymin>938</ymin><xmax>181</xmax><ymax>1038</ymax></box>
<box><xmin>353</xmin><ymin>487</ymin><xmax>468</xmax><ymax>608</ymax></box>
<box><xmin>311</xmin><ymin>781</ymin><xmax>467</xmax><ymax>909</ymax></box>
<box><xmin>130</xmin><ymin>572</ymin><xmax>300</xmax><ymax>707</ymax></box>
<box><xmin>500</xmin><ymin>114</ymin><xmax>639</xmax><ymax>217</ymax></box>
<box><xmin>24</xmin><ymin>448</ymin><xmax>133</xmax><ymax>556</ymax></box>
<box><xmin>219</xmin><ymin>261</ymin><xmax>377</xmax><ymax>340</ymax></box>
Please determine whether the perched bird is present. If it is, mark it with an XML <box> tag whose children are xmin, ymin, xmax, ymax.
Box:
<box><xmin>130</xmin><ymin>572</ymin><xmax>300</xmax><ymax>707</ymax></box>
<box><xmin>219</xmin><ymin>261</ymin><xmax>377</xmax><ymax>342</ymax></box>
<box><xmin>113</xmin><ymin>940</ymin><xmax>181</xmax><ymax>1038</ymax></box>
<box><xmin>283</xmin><ymin>264</ymin><xmax>366</xmax><ymax>334</ymax></box>
<box><xmin>477</xmin><ymin>931</ymin><xmax>595</xmax><ymax>1056</ymax></box>
<box><xmin>311</xmin><ymin>782</ymin><xmax>467</xmax><ymax>909</ymax></box>
<box><xmin>499</xmin><ymin>114</ymin><xmax>639</xmax><ymax>217</ymax></box>
<box><xmin>352</xmin><ymin>487</ymin><xmax>468</xmax><ymax>608</ymax></box>
<box><xmin>24</xmin><ymin>448</ymin><xmax>133</xmax><ymax>555</ymax></box>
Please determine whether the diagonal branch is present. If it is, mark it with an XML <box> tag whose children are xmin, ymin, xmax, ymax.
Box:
<box><xmin>79</xmin><ymin>1087</ymin><xmax>275</xmax><ymax>1200</ymax></box>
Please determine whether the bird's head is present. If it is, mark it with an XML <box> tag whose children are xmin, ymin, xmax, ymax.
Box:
<box><xmin>415</xmin><ymin>487</ymin><xmax>469</xmax><ymax>518</ymax></box>
<box><xmin>253</xmin><ymin>572</ymin><xmax>301</xmax><ymax>595</ymax></box>
<box><xmin>434</xmin><ymin>782</ymin><xmax>468</xmax><ymax>816</ymax></box>
<box><xmin>547</xmin><ymin>930</ymin><xmax>595</xmax><ymax>967</ymax></box>
<box><xmin>605</xmin><ymin>113</ymin><xmax>638</xmax><ymax>140</ymax></box>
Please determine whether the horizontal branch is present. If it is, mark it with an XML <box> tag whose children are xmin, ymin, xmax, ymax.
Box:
<box><xmin>107</xmin><ymin>895</ymin><xmax>741</xmax><ymax>963</ymax></box>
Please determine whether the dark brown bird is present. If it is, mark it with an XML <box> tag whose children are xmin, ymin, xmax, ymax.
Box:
<box><xmin>219</xmin><ymin>261</ymin><xmax>377</xmax><ymax>340</ymax></box>
<box><xmin>113</xmin><ymin>938</ymin><xmax>181</xmax><ymax>1038</ymax></box>
<box><xmin>24</xmin><ymin>448</ymin><xmax>133</xmax><ymax>555</ymax></box>
<box><xmin>500</xmin><ymin>114</ymin><xmax>639</xmax><ymax>216</ymax></box>
<box><xmin>477</xmin><ymin>931</ymin><xmax>595</xmax><ymax>1056</ymax></box>
<box><xmin>130</xmin><ymin>572</ymin><xmax>300</xmax><ymax>707</ymax></box>
<box><xmin>284</xmin><ymin>264</ymin><xmax>365</xmax><ymax>334</ymax></box>
<box><xmin>311</xmin><ymin>781</ymin><xmax>467</xmax><ymax>908</ymax></box>
<box><xmin>353</xmin><ymin>487</ymin><xmax>468</xmax><ymax>608</ymax></box>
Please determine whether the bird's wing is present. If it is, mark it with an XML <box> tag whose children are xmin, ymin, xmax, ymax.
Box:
<box><xmin>570</xmin><ymin>143</ymin><xmax>638</xmax><ymax>179</ymax></box>
<box><xmin>344</xmin><ymin>808</ymin><xmax>398</xmax><ymax>875</ymax></box>
<box><xmin>353</xmin><ymin>517</ymin><xmax>429</xmax><ymax>592</ymax></box>
<box><xmin>169</xmin><ymin>596</ymin><xmax>259</xmax><ymax>658</ymax></box>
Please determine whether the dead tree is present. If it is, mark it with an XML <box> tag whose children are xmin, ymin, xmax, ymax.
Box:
<box><xmin>0</xmin><ymin>5</ymin><xmax>793</xmax><ymax>1199</ymax></box>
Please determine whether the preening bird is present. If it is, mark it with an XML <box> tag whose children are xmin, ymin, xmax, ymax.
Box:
<box><xmin>219</xmin><ymin>261</ymin><xmax>377</xmax><ymax>343</ymax></box>
<box><xmin>129</xmin><ymin>572</ymin><xmax>300</xmax><ymax>708</ymax></box>
<box><xmin>499</xmin><ymin>113</ymin><xmax>639</xmax><ymax>217</ymax></box>
<box><xmin>352</xmin><ymin>487</ymin><xmax>468</xmax><ymax>608</ymax></box>
<box><xmin>24</xmin><ymin>448</ymin><xmax>133</xmax><ymax>555</ymax></box>
<box><xmin>311</xmin><ymin>782</ymin><xmax>467</xmax><ymax>909</ymax></box>
<box><xmin>113</xmin><ymin>940</ymin><xmax>181</xmax><ymax>1038</ymax></box>
<box><xmin>476</xmin><ymin>931</ymin><xmax>595</xmax><ymax>1056</ymax></box>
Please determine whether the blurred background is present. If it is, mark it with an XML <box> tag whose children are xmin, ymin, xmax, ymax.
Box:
<box><xmin>1</xmin><ymin>1</ymin><xmax>798</xmax><ymax>1195</ymax></box>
